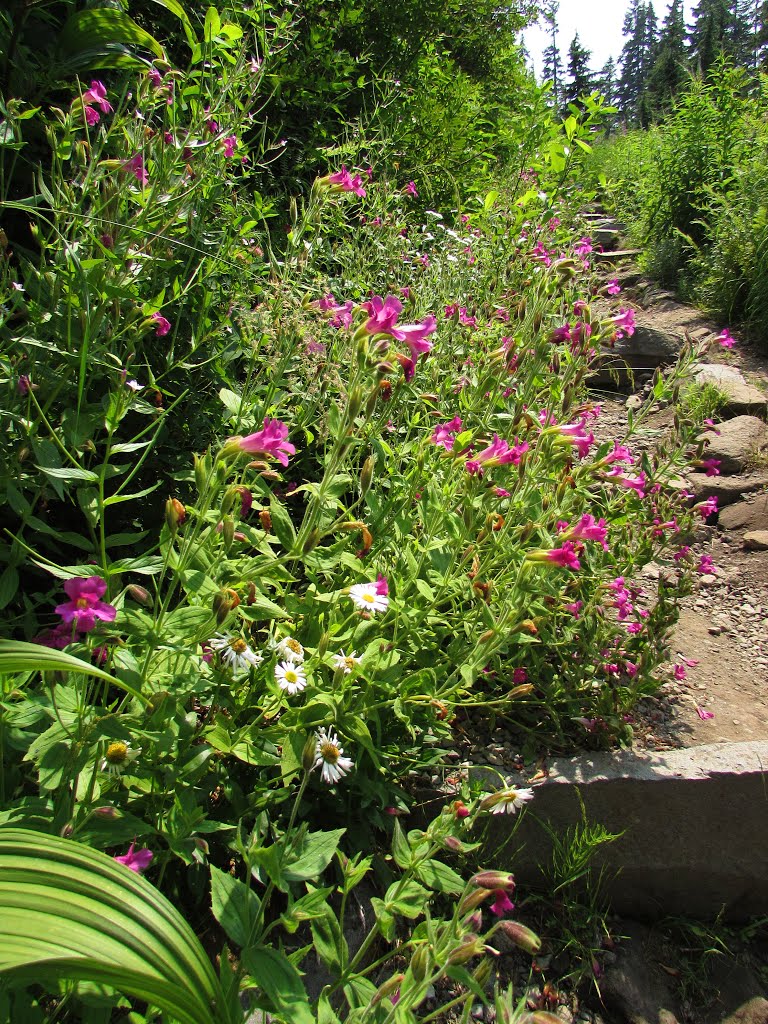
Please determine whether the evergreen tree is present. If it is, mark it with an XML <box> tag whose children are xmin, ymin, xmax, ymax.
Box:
<box><xmin>618</xmin><ymin>1</ymin><xmax>658</xmax><ymax>123</ymax></box>
<box><xmin>597</xmin><ymin>57</ymin><xmax>619</xmax><ymax>106</ymax></box>
<box><xmin>647</xmin><ymin>0</ymin><xmax>688</xmax><ymax>112</ymax></box>
<box><xmin>541</xmin><ymin>0</ymin><xmax>564</xmax><ymax>110</ymax></box>
<box><xmin>565</xmin><ymin>32</ymin><xmax>594</xmax><ymax>108</ymax></box>
<box><xmin>688</xmin><ymin>0</ymin><xmax>735</xmax><ymax>72</ymax></box>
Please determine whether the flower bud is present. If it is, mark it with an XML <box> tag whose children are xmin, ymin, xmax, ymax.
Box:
<box><xmin>528</xmin><ymin>1014</ymin><xmax>563</xmax><ymax>1024</ymax></box>
<box><xmin>496</xmin><ymin>921</ymin><xmax>541</xmax><ymax>954</ymax></box>
<box><xmin>472</xmin><ymin>958</ymin><xmax>493</xmax><ymax>987</ymax></box>
<box><xmin>532</xmin><ymin>310</ymin><xmax>543</xmax><ymax>332</ymax></box>
<box><xmin>516</xmin><ymin>297</ymin><xmax>527</xmax><ymax>320</ymax></box>
<box><xmin>165</xmin><ymin>497</ymin><xmax>186</xmax><ymax>532</ymax></box>
<box><xmin>348</xmin><ymin>386</ymin><xmax>364</xmax><ymax>420</ymax></box>
<box><xmin>370</xmin><ymin>973</ymin><xmax>405</xmax><ymax>1006</ymax></box>
<box><xmin>360</xmin><ymin>455</ymin><xmax>374</xmax><ymax>496</ymax></box>
<box><xmin>365</xmin><ymin>386</ymin><xmax>379</xmax><ymax>418</ymax></box>
<box><xmin>463</xmin><ymin>910</ymin><xmax>483</xmax><ymax>932</ymax></box>
<box><xmin>212</xmin><ymin>589</ymin><xmax>239</xmax><ymax>625</ymax></box>
<box><xmin>259</xmin><ymin>509</ymin><xmax>272</xmax><ymax>532</ymax></box>
<box><xmin>301</xmin><ymin>733</ymin><xmax>317</xmax><ymax>773</ymax></box>
<box><xmin>303</xmin><ymin>528</ymin><xmax>321</xmax><ymax>554</ymax></box>
<box><xmin>220</xmin><ymin>487</ymin><xmax>238</xmax><ymax>515</ymax></box>
<box><xmin>60</xmin><ymin>822</ymin><xmax>74</xmax><ymax>838</ymax></box>
<box><xmin>93</xmin><ymin>805</ymin><xmax>118</xmax><ymax>819</ymax></box>
<box><xmin>317</xmin><ymin>632</ymin><xmax>329</xmax><ymax>658</ymax></box>
<box><xmin>409</xmin><ymin>944</ymin><xmax>430</xmax><ymax>981</ymax></box>
<box><xmin>458</xmin><ymin>888</ymin><xmax>492</xmax><ymax>915</ymax></box>
<box><xmin>221</xmin><ymin>515</ymin><xmax>235</xmax><ymax>550</ymax></box>
<box><xmin>446</xmin><ymin>935</ymin><xmax>485</xmax><ymax>965</ymax></box>
<box><xmin>127</xmin><ymin>584</ymin><xmax>152</xmax><ymax>607</ymax></box>
<box><xmin>194</xmin><ymin>453</ymin><xmax>209</xmax><ymax>494</ymax></box>
<box><xmin>470</xmin><ymin>871</ymin><xmax>516</xmax><ymax>892</ymax></box>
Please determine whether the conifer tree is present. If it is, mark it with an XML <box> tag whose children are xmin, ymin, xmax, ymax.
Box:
<box><xmin>541</xmin><ymin>0</ymin><xmax>564</xmax><ymax>110</ymax></box>
<box><xmin>648</xmin><ymin>0</ymin><xmax>688</xmax><ymax>112</ymax></box>
<box><xmin>565</xmin><ymin>32</ymin><xmax>594</xmax><ymax>109</ymax></box>
<box><xmin>618</xmin><ymin>1</ymin><xmax>658</xmax><ymax>123</ymax></box>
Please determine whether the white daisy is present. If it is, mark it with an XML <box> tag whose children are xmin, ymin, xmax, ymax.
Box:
<box><xmin>100</xmin><ymin>741</ymin><xmax>141</xmax><ymax>776</ymax></box>
<box><xmin>314</xmin><ymin>727</ymin><xmax>354</xmax><ymax>784</ymax></box>
<box><xmin>209</xmin><ymin>633</ymin><xmax>263</xmax><ymax>673</ymax></box>
<box><xmin>275</xmin><ymin>660</ymin><xmax>307</xmax><ymax>695</ymax></box>
<box><xmin>333</xmin><ymin>650</ymin><xmax>361</xmax><ymax>675</ymax></box>
<box><xmin>275</xmin><ymin>636</ymin><xmax>305</xmax><ymax>664</ymax></box>
<box><xmin>482</xmin><ymin>787</ymin><xmax>535</xmax><ymax>815</ymax></box>
<box><xmin>348</xmin><ymin>583</ymin><xmax>389</xmax><ymax>615</ymax></box>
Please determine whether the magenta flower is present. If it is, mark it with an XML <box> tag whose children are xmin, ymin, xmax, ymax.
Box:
<box><xmin>398</xmin><ymin>315</ymin><xmax>437</xmax><ymax>359</ymax></box>
<box><xmin>556</xmin><ymin>418</ymin><xmax>595</xmax><ymax>459</ymax></box>
<box><xmin>151</xmin><ymin>312</ymin><xmax>171</xmax><ymax>337</ymax></box>
<box><xmin>313</xmin><ymin>292</ymin><xmax>337</xmax><ymax>311</ymax></box>
<box><xmin>374</xmin><ymin>574</ymin><xmax>389</xmax><ymax>597</ymax></box>
<box><xmin>700</xmin><ymin>458</ymin><xmax>721</xmax><ymax>477</ymax></box>
<box><xmin>604</xmin><ymin>468</ymin><xmax>647</xmax><ymax>497</ymax></box>
<box><xmin>221</xmin><ymin>135</ymin><xmax>237</xmax><ymax>157</ymax></box>
<box><xmin>715</xmin><ymin>329</ymin><xmax>735</xmax><ymax>349</ymax></box>
<box><xmin>673</xmin><ymin>664</ymin><xmax>687</xmax><ymax>681</ymax></box>
<box><xmin>84</xmin><ymin>105</ymin><xmax>101</xmax><ymax>126</ymax></box>
<box><xmin>327</xmin><ymin>165</ymin><xmax>367</xmax><ymax>197</ymax></box>
<box><xmin>458</xmin><ymin>308</ymin><xmax>477</xmax><ymax>328</ymax></box>
<box><xmin>526</xmin><ymin>542</ymin><xmax>581</xmax><ymax>571</ymax></box>
<box><xmin>82</xmin><ymin>81</ymin><xmax>113</xmax><ymax>114</ymax></box>
<box><xmin>490</xmin><ymin>889</ymin><xmax>515</xmax><ymax>917</ymax></box>
<box><xmin>237</xmin><ymin>418</ymin><xmax>295</xmax><ymax>467</ymax></box>
<box><xmin>431</xmin><ymin>416</ymin><xmax>463</xmax><ymax>451</ymax></box>
<box><xmin>361</xmin><ymin>295</ymin><xmax>403</xmax><ymax>337</ymax></box>
<box><xmin>549</xmin><ymin>324</ymin><xmax>572</xmax><ymax>344</ymax></box>
<box><xmin>604</xmin><ymin>443</ymin><xmax>635</xmax><ymax>466</ymax></box>
<box><xmin>465</xmin><ymin>435</ymin><xmax>528</xmax><ymax>476</ymax></box>
<box><xmin>564</xmin><ymin>514</ymin><xmax>609</xmax><ymax>550</ymax></box>
<box><xmin>696</xmin><ymin>706</ymin><xmax>715</xmax><ymax>720</ymax></box>
<box><xmin>55</xmin><ymin>577</ymin><xmax>116</xmax><ymax>633</ymax></box>
<box><xmin>114</xmin><ymin>843</ymin><xmax>153</xmax><ymax>874</ymax></box>
<box><xmin>606</xmin><ymin>279</ymin><xmax>621</xmax><ymax>296</ymax></box>
<box><xmin>611</xmin><ymin>308</ymin><xmax>636</xmax><ymax>338</ymax></box>
<box><xmin>405</xmin><ymin>180</ymin><xmax>418</xmax><ymax>196</ymax></box>
<box><xmin>697</xmin><ymin>554</ymin><xmax>717</xmax><ymax>575</ymax></box>
<box><xmin>696</xmin><ymin>496</ymin><xmax>718</xmax><ymax>519</ymax></box>
<box><xmin>17</xmin><ymin>375</ymin><xmax>31</xmax><ymax>396</ymax></box>
<box><xmin>512</xmin><ymin>668</ymin><xmax>528</xmax><ymax>684</ymax></box>
<box><xmin>574</xmin><ymin>236</ymin><xmax>593</xmax><ymax>258</ymax></box>
<box><xmin>148</xmin><ymin>68</ymin><xmax>164</xmax><ymax>88</ymax></box>
<box><xmin>124</xmin><ymin>154</ymin><xmax>148</xmax><ymax>186</ymax></box>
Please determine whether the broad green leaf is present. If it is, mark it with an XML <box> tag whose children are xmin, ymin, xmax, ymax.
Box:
<box><xmin>269</xmin><ymin>497</ymin><xmax>297</xmax><ymax>551</ymax></box>
<box><xmin>391</xmin><ymin>819</ymin><xmax>411</xmax><ymax>871</ymax></box>
<box><xmin>413</xmin><ymin>859</ymin><xmax>465</xmax><ymax>895</ymax></box>
<box><xmin>146</xmin><ymin>0</ymin><xmax>197</xmax><ymax>47</ymax></box>
<box><xmin>279</xmin><ymin>886</ymin><xmax>334</xmax><ymax>934</ymax></box>
<box><xmin>209</xmin><ymin>866</ymin><xmax>260</xmax><ymax>949</ymax></box>
<box><xmin>284</xmin><ymin>829</ymin><xmax>346</xmax><ymax>883</ymax></box>
<box><xmin>383</xmin><ymin>878</ymin><xmax>429</xmax><ymax>919</ymax></box>
<box><xmin>59</xmin><ymin>10</ymin><xmax>164</xmax><ymax>59</ymax></box>
<box><xmin>240</xmin><ymin>945</ymin><xmax>313</xmax><ymax>1024</ymax></box>
<box><xmin>0</xmin><ymin>641</ymin><xmax>148</xmax><ymax>705</ymax></box>
<box><xmin>36</xmin><ymin>464</ymin><xmax>99</xmax><ymax>484</ymax></box>
<box><xmin>0</xmin><ymin>829</ymin><xmax>225</xmax><ymax>1024</ymax></box>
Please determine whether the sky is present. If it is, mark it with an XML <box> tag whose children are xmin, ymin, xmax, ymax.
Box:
<box><xmin>523</xmin><ymin>0</ymin><xmax>696</xmax><ymax>79</ymax></box>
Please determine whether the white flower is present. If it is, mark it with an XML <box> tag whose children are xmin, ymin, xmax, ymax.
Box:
<box><xmin>348</xmin><ymin>583</ymin><xmax>389</xmax><ymax>615</ymax></box>
<box><xmin>101</xmin><ymin>741</ymin><xmax>141</xmax><ymax>776</ymax></box>
<box><xmin>126</xmin><ymin>379</ymin><xmax>143</xmax><ymax>392</ymax></box>
<box><xmin>314</xmin><ymin>727</ymin><xmax>353</xmax><ymax>784</ymax></box>
<box><xmin>333</xmin><ymin>650</ymin><xmax>361</xmax><ymax>675</ymax></box>
<box><xmin>209</xmin><ymin>633</ymin><xmax>263</xmax><ymax>673</ymax></box>
<box><xmin>275</xmin><ymin>636</ymin><xmax>305</xmax><ymax>664</ymax></box>
<box><xmin>484</xmin><ymin>787</ymin><xmax>535</xmax><ymax>815</ymax></box>
<box><xmin>275</xmin><ymin>660</ymin><xmax>307</xmax><ymax>695</ymax></box>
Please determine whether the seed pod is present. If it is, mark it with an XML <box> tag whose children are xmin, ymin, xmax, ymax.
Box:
<box><xmin>348</xmin><ymin>386</ymin><xmax>363</xmax><ymax>420</ymax></box>
<box><xmin>409</xmin><ymin>945</ymin><xmax>430</xmax><ymax>981</ymax></box>
<box><xmin>127</xmin><ymin>584</ymin><xmax>152</xmax><ymax>607</ymax></box>
<box><xmin>496</xmin><ymin>920</ymin><xmax>541</xmax><ymax>954</ymax></box>
<box><xmin>194</xmin><ymin>453</ymin><xmax>209</xmax><ymax>494</ymax></box>
<box><xmin>303</xmin><ymin>528</ymin><xmax>321</xmax><ymax>554</ymax></box>
<box><xmin>360</xmin><ymin>456</ymin><xmax>374</xmax><ymax>496</ymax></box>
<box><xmin>370</xmin><ymin>973</ymin><xmax>405</xmax><ymax>1005</ymax></box>
<box><xmin>259</xmin><ymin>509</ymin><xmax>272</xmax><ymax>532</ymax></box>
<box><xmin>165</xmin><ymin>497</ymin><xmax>186</xmax><ymax>532</ymax></box>
<box><xmin>301</xmin><ymin>733</ymin><xmax>317</xmax><ymax>773</ymax></box>
<box><xmin>221</xmin><ymin>515</ymin><xmax>235</xmax><ymax>550</ymax></box>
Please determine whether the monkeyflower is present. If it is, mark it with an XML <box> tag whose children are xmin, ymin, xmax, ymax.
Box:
<box><xmin>490</xmin><ymin>890</ymin><xmax>515</xmax><ymax>917</ymax></box>
<box><xmin>124</xmin><ymin>154</ymin><xmax>148</xmax><ymax>186</ymax></box>
<box><xmin>695</xmin><ymin>496</ymin><xmax>718</xmax><ymax>519</ymax></box>
<box><xmin>696</xmin><ymin>706</ymin><xmax>715</xmax><ymax>720</ymax></box>
<box><xmin>360</xmin><ymin>294</ymin><xmax>403</xmax><ymax>336</ymax></box>
<box><xmin>114</xmin><ymin>843</ymin><xmax>153</xmax><ymax>874</ymax></box>
<box><xmin>81</xmin><ymin>80</ymin><xmax>112</xmax><ymax>125</ymax></box>
<box><xmin>525</xmin><ymin>542</ymin><xmax>581</xmax><ymax>571</ymax></box>
<box><xmin>715</xmin><ymin>329</ymin><xmax>736</xmax><ymax>349</ymax></box>
<box><xmin>560</xmin><ymin>514</ymin><xmax>609</xmax><ymax>550</ymax></box>
<box><xmin>603</xmin><ymin>442</ymin><xmax>635</xmax><ymax>466</ymax></box>
<box><xmin>610</xmin><ymin>308</ymin><xmax>636</xmax><ymax>338</ymax></box>
<box><xmin>398</xmin><ymin>314</ymin><xmax>437</xmax><ymax>361</ymax></box>
<box><xmin>699</xmin><ymin>458</ymin><xmax>721</xmax><ymax>477</ymax></box>
<box><xmin>549</xmin><ymin>417</ymin><xmax>595</xmax><ymax>459</ymax></box>
<box><xmin>226</xmin><ymin>418</ymin><xmax>295</xmax><ymax>467</ymax></box>
<box><xmin>221</xmin><ymin>135</ymin><xmax>237</xmax><ymax>157</ymax></box>
<box><xmin>322</xmin><ymin>165</ymin><xmax>367</xmax><ymax>197</ymax></box>
<box><xmin>431</xmin><ymin>416</ymin><xmax>463</xmax><ymax>451</ymax></box>
<box><xmin>698</xmin><ymin>554</ymin><xmax>717</xmax><ymax>575</ymax></box>
<box><xmin>604</xmin><ymin>467</ymin><xmax>647</xmax><ymax>497</ymax></box>
<box><xmin>405</xmin><ymin>180</ymin><xmax>418</xmax><ymax>196</ymax></box>
<box><xmin>604</xmin><ymin>279</ymin><xmax>622</xmax><ymax>296</ymax></box>
<box><xmin>55</xmin><ymin>577</ymin><xmax>116</xmax><ymax>633</ymax></box>
<box><xmin>465</xmin><ymin>435</ymin><xmax>528</xmax><ymax>476</ymax></box>
<box><xmin>150</xmin><ymin>312</ymin><xmax>171</xmax><ymax>337</ymax></box>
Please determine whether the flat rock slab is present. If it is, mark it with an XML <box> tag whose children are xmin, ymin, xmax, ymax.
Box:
<box><xmin>594</xmin><ymin>249</ymin><xmax>644</xmax><ymax>262</ymax></box>
<box><xmin>474</xmin><ymin>742</ymin><xmax>768</xmax><ymax>921</ymax></box>
<box><xmin>694</xmin><ymin>364</ymin><xmax>768</xmax><ymax>418</ymax></box>
<box><xmin>703</xmin><ymin>416</ymin><xmax>768</xmax><ymax>474</ymax></box>
<box><xmin>719</xmin><ymin>494</ymin><xmax>768</xmax><ymax>531</ymax></box>
<box><xmin>744</xmin><ymin>530</ymin><xmax>768</xmax><ymax>550</ymax></box>
<box><xmin>687</xmin><ymin>471</ymin><xmax>768</xmax><ymax>504</ymax></box>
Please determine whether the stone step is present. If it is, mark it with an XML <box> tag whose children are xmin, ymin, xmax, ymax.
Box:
<box><xmin>594</xmin><ymin>248</ymin><xmax>644</xmax><ymax>262</ymax></box>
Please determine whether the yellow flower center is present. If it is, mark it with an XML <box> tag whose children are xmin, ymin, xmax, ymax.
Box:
<box><xmin>105</xmin><ymin>741</ymin><xmax>128</xmax><ymax>765</ymax></box>
<box><xmin>343</xmin><ymin>657</ymin><xmax>357</xmax><ymax>670</ymax></box>
<box><xmin>286</xmin><ymin>639</ymin><xmax>302</xmax><ymax>655</ymax></box>
<box><xmin>320</xmin><ymin>742</ymin><xmax>339</xmax><ymax>764</ymax></box>
<box><xmin>285</xmin><ymin>669</ymin><xmax>298</xmax><ymax>683</ymax></box>
<box><xmin>76</xmin><ymin>597</ymin><xmax>90</xmax><ymax>609</ymax></box>
<box><xmin>231</xmin><ymin>639</ymin><xmax>247</xmax><ymax>654</ymax></box>
<box><xmin>362</xmin><ymin>592</ymin><xmax>375</xmax><ymax>603</ymax></box>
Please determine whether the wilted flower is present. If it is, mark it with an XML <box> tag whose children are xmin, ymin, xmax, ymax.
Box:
<box><xmin>55</xmin><ymin>577</ymin><xmax>116</xmax><ymax>633</ymax></box>
<box><xmin>101</xmin><ymin>741</ymin><xmax>141</xmax><ymax>776</ymax></box>
<box><xmin>276</xmin><ymin>636</ymin><xmax>304</xmax><ymax>663</ymax></box>
<box><xmin>314</xmin><ymin>726</ymin><xmax>354</xmax><ymax>783</ymax></box>
<box><xmin>209</xmin><ymin>633</ymin><xmax>263</xmax><ymax>673</ymax></box>
<box><xmin>480</xmin><ymin>788</ymin><xmax>535</xmax><ymax>815</ymax></box>
<box><xmin>333</xmin><ymin>650</ymin><xmax>361</xmax><ymax>675</ymax></box>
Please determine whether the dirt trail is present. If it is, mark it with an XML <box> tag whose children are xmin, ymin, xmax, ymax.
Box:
<box><xmin>591</xmin><ymin>235</ymin><xmax>768</xmax><ymax>752</ymax></box>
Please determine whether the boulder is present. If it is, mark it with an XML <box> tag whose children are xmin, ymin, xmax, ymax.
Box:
<box><xmin>744</xmin><ymin>530</ymin><xmax>768</xmax><ymax>551</ymax></box>
<box><xmin>599</xmin><ymin>923</ymin><xmax>682</xmax><ymax>1024</ymax></box>
<box><xmin>687</xmin><ymin>471</ymin><xmax>768</xmax><ymax>505</ymax></box>
<box><xmin>719</xmin><ymin>495</ymin><xmax>768</xmax><ymax>531</ymax></box>
<box><xmin>702</xmin><ymin>416</ymin><xmax>768</xmax><ymax>474</ymax></box>
<box><xmin>694</xmin><ymin>364</ymin><xmax>768</xmax><ymax>418</ymax></box>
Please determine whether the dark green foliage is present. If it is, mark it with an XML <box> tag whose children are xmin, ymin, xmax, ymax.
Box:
<box><xmin>541</xmin><ymin>0</ymin><xmax>565</xmax><ymax>110</ymax></box>
<box><xmin>618</xmin><ymin>1</ymin><xmax>659</xmax><ymax>125</ymax></box>
<box><xmin>647</xmin><ymin>0</ymin><xmax>689</xmax><ymax>113</ymax></box>
<box><xmin>565</xmin><ymin>33</ymin><xmax>594</xmax><ymax>110</ymax></box>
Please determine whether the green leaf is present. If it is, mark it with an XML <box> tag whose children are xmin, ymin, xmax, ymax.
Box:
<box><xmin>36</xmin><ymin>465</ymin><xmax>99</xmax><ymax>484</ymax></box>
<box><xmin>284</xmin><ymin>829</ymin><xmax>346</xmax><ymax>883</ymax></box>
<box><xmin>269</xmin><ymin>497</ymin><xmax>297</xmax><ymax>551</ymax></box>
<box><xmin>238</xmin><ymin>591</ymin><xmax>289</xmax><ymax>621</ymax></box>
<box><xmin>310</xmin><ymin>908</ymin><xmax>346</xmax><ymax>974</ymax></box>
<box><xmin>391</xmin><ymin>819</ymin><xmax>411</xmax><ymax>871</ymax></box>
<box><xmin>146</xmin><ymin>0</ymin><xmax>197</xmax><ymax>48</ymax></box>
<box><xmin>209</xmin><ymin>866</ymin><xmax>260</xmax><ymax>949</ymax></box>
<box><xmin>204</xmin><ymin>7</ymin><xmax>222</xmax><ymax>42</ymax></box>
<box><xmin>413</xmin><ymin>859</ymin><xmax>465</xmax><ymax>895</ymax></box>
<box><xmin>59</xmin><ymin>10</ymin><xmax>164</xmax><ymax>60</ymax></box>
<box><xmin>240</xmin><ymin>946</ymin><xmax>314</xmax><ymax>1024</ymax></box>
<box><xmin>279</xmin><ymin>886</ymin><xmax>334</xmax><ymax>934</ymax></box>
<box><xmin>0</xmin><ymin>641</ymin><xmax>148</xmax><ymax>705</ymax></box>
<box><xmin>383</xmin><ymin>878</ymin><xmax>429</xmax><ymax>919</ymax></box>
<box><xmin>0</xmin><ymin>829</ymin><xmax>225</xmax><ymax>1024</ymax></box>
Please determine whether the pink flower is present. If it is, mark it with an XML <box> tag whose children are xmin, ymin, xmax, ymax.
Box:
<box><xmin>556</xmin><ymin>418</ymin><xmax>595</xmax><ymax>459</ymax></box>
<box><xmin>221</xmin><ymin>135</ymin><xmax>237</xmax><ymax>157</ymax></box>
<box><xmin>82</xmin><ymin>81</ymin><xmax>112</xmax><ymax>114</ymax></box>
<box><xmin>549</xmin><ymin>324</ymin><xmax>572</xmax><ymax>344</ymax></box>
<box><xmin>84</xmin><ymin>105</ymin><xmax>101</xmax><ymax>126</ymax></box>
<box><xmin>17</xmin><ymin>374</ymin><xmax>31</xmax><ymax>395</ymax></box>
<box><xmin>405</xmin><ymin>181</ymin><xmax>418</xmax><ymax>196</ymax></box>
<box><xmin>512</xmin><ymin>668</ymin><xmax>528</xmax><ymax>684</ymax></box>
<box><xmin>611</xmin><ymin>308</ymin><xmax>636</xmax><ymax>338</ymax></box>
<box><xmin>465</xmin><ymin>435</ymin><xmax>528</xmax><ymax>476</ymax></box>
<box><xmin>124</xmin><ymin>154</ymin><xmax>148</xmax><ymax>186</ymax></box>
<box><xmin>696</xmin><ymin>706</ymin><xmax>715</xmax><ymax>720</ymax></box>
<box><xmin>34</xmin><ymin>625</ymin><xmax>71</xmax><ymax>649</ymax></box>
<box><xmin>604</xmin><ymin>468</ymin><xmax>647</xmax><ymax>497</ymax></box>
<box><xmin>604</xmin><ymin>443</ymin><xmax>635</xmax><ymax>466</ymax></box>
<box><xmin>397</xmin><ymin>315</ymin><xmax>437</xmax><ymax>358</ymax></box>
<box><xmin>361</xmin><ymin>294</ymin><xmax>403</xmax><ymax>337</ymax></box>
<box><xmin>696</xmin><ymin>496</ymin><xmax>718</xmax><ymax>519</ymax></box>
<box><xmin>700</xmin><ymin>458</ymin><xmax>721</xmax><ymax>477</ymax></box>
<box><xmin>114</xmin><ymin>843</ymin><xmax>153</xmax><ymax>873</ymax></box>
<box><xmin>237</xmin><ymin>418</ymin><xmax>295</xmax><ymax>467</ymax></box>
<box><xmin>574</xmin><ymin>236</ymin><xmax>593</xmax><ymax>258</ymax></box>
<box><xmin>697</xmin><ymin>554</ymin><xmax>716</xmax><ymax>575</ymax></box>
<box><xmin>605</xmin><ymin>279</ymin><xmax>621</xmax><ymax>296</ymax></box>
<box><xmin>715</xmin><ymin>329</ymin><xmax>735</xmax><ymax>349</ymax></box>
<box><xmin>490</xmin><ymin>889</ymin><xmax>515</xmax><ymax>916</ymax></box>
<box><xmin>327</xmin><ymin>165</ymin><xmax>367</xmax><ymax>197</ymax></box>
<box><xmin>565</xmin><ymin>600</ymin><xmax>582</xmax><ymax>617</ymax></box>
<box><xmin>55</xmin><ymin>577</ymin><xmax>117</xmax><ymax>633</ymax></box>
<box><xmin>431</xmin><ymin>416</ymin><xmax>463</xmax><ymax>451</ymax></box>
<box><xmin>148</xmin><ymin>68</ymin><xmax>164</xmax><ymax>88</ymax></box>
<box><xmin>151</xmin><ymin>312</ymin><xmax>171</xmax><ymax>337</ymax></box>
<box><xmin>673</xmin><ymin>664</ymin><xmax>687</xmax><ymax>681</ymax></box>
<box><xmin>374</xmin><ymin>574</ymin><xmax>389</xmax><ymax>597</ymax></box>
<box><xmin>527</xmin><ymin>542</ymin><xmax>581</xmax><ymax>571</ymax></box>
<box><xmin>458</xmin><ymin>308</ymin><xmax>477</xmax><ymax>328</ymax></box>
<box><xmin>564</xmin><ymin>514</ymin><xmax>609</xmax><ymax>550</ymax></box>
